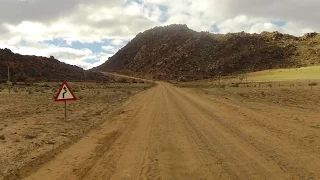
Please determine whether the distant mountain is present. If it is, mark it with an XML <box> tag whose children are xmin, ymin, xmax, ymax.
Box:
<box><xmin>95</xmin><ymin>24</ymin><xmax>320</xmax><ymax>80</ymax></box>
<box><xmin>0</xmin><ymin>48</ymin><xmax>108</xmax><ymax>82</ymax></box>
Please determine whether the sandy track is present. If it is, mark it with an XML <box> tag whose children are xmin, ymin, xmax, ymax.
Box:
<box><xmin>25</xmin><ymin>82</ymin><xmax>320</xmax><ymax>180</ymax></box>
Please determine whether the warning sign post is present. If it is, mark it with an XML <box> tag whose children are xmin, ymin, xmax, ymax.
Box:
<box><xmin>54</xmin><ymin>81</ymin><xmax>77</xmax><ymax>121</ymax></box>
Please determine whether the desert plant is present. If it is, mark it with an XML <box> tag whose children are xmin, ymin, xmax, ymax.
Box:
<box><xmin>28</xmin><ymin>88</ymin><xmax>34</xmax><ymax>94</ymax></box>
<box><xmin>13</xmin><ymin>87</ymin><xmax>19</xmax><ymax>93</ymax></box>
<box><xmin>78</xmin><ymin>95</ymin><xmax>84</xmax><ymax>99</ymax></box>
<box><xmin>309</xmin><ymin>82</ymin><xmax>318</xmax><ymax>90</ymax></box>
<box><xmin>72</xmin><ymin>86</ymin><xmax>81</xmax><ymax>92</ymax></box>
<box><xmin>231</xmin><ymin>83</ymin><xmax>240</xmax><ymax>87</ymax></box>
<box><xmin>126</xmin><ymin>90</ymin><xmax>133</xmax><ymax>95</ymax></box>
<box><xmin>220</xmin><ymin>84</ymin><xmax>227</xmax><ymax>89</ymax></box>
<box><xmin>238</xmin><ymin>73</ymin><xmax>245</xmax><ymax>82</ymax></box>
<box><xmin>51</xmin><ymin>87</ymin><xmax>57</xmax><ymax>93</ymax></box>
<box><xmin>34</xmin><ymin>88</ymin><xmax>40</xmax><ymax>92</ymax></box>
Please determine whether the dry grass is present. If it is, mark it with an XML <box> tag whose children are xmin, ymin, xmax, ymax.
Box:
<box><xmin>174</xmin><ymin>66</ymin><xmax>320</xmax><ymax>110</ymax></box>
<box><xmin>0</xmin><ymin>81</ymin><xmax>154</xmax><ymax>178</ymax></box>
<box><xmin>247</xmin><ymin>66</ymin><xmax>320</xmax><ymax>81</ymax></box>
<box><xmin>175</xmin><ymin>79</ymin><xmax>320</xmax><ymax>110</ymax></box>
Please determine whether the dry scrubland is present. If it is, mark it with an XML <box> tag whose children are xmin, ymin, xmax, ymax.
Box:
<box><xmin>0</xmin><ymin>80</ymin><xmax>153</xmax><ymax>179</ymax></box>
<box><xmin>168</xmin><ymin>69</ymin><xmax>320</xmax><ymax>179</ymax></box>
<box><xmin>177</xmin><ymin>79</ymin><xmax>320</xmax><ymax>110</ymax></box>
<box><xmin>24</xmin><ymin>78</ymin><xmax>320</xmax><ymax>179</ymax></box>
<box><xmin>177</xmin><ymin>66</ymin><xmax>320</xmax><ymax>110</ymax></box>
<box><xmin>1</xmin><ymin>66</ymin><xmax>320</xmax><ymax>179</ymax></box>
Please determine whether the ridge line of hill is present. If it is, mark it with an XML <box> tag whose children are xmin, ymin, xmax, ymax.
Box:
<box><xmin>95</xmin><ymin>24</ymin><xmax>320</xmax><ymax>81</ymax></box>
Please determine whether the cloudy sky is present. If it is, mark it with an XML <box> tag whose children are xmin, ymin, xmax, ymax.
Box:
<box><xmin>0</xmin><ymin>0</ymin><xmax>319</xmax><ymax>69</ymax></box>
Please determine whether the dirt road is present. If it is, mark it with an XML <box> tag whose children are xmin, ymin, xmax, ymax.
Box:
<box><xmin>25</xmin><ymin>82</ymin><xmax>320</xmax><ymax>180</ymax></box>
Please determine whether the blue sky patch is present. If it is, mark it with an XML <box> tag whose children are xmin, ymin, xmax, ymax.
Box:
<box><xmin>211</xmin><ymin>24</ymin><xmax>220</xmax><ymax>33</ymax></box>
<box><xmin>84</xmin><ymin>58</ymin><xmax>100</xmax><ymax>64</ymax></box>
<box><xmin>158</xmin><ymin>5</ymin><xmax>169</xmax><ymax>23</ymax></box>
<box><xmin>71</xmin><ymin>41</ymin><xmax>106</xmax><ymax>53</ymax></box>
<box><xmin>43</xmin><ymin>38</ymin><xmax>69</xmax><ymax>47</ymax></box>
<box><xmin>19</xmin><ymin>39</ymin><xmax>27</xmax><ymax>46</ymax></box>
<box><xmin>271</xmin><ymin>20</ymin><xmax>287</xmax><ymax>27</ymax></box>
<box><xmin>127</xmin><ymin>0</ymin><xmax>143</xmax><ymax>5</ymax></box>
<box><xmin>42</xmin><ymin>38</ymin><xmax>129</xmax><ymax>54</ymax></box>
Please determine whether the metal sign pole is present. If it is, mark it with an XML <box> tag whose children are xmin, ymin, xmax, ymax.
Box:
<box><xmin>55</xmin><ymin>81</ymin><xmax>77</xmax><ymax>122</ymax></box>
<box><xmin>65</xmin><ymin>101</ymin><xmax>67</xmax><ymax>121</ymax></box>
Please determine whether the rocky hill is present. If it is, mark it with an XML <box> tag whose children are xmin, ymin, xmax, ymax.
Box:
<box><xmin>0</xmin><ymin>48</ymin><xmax>108</xmax><ymax>82</ymax></box>
<box><xmin>95</xmin><ymin>24</ymin><xmax>320</xmax><ymax>80</ymax></box>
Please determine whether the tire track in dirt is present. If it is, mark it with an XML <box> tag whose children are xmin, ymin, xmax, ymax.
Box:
<box><xmin>198</xmin><ymin>92</ymin><xmax>320</xmax><ymax>156</ymax></box>
<box><xmin>24</xmin><ymin>86</ymin><xmax>158</xmax><ymax>180</ymax></box>
<box><xmin>172</xmin><ymin>85</ymin><xmax>320</xmax><ymax>179</ymax></box>
<box><xmin>166</xmin><ymin>85</ymin><xmax>288</xmax><ymax>180</ymax></box>
<box><xmin>24</xmin><ymin>82</ymin><xmax>320</xmax><ymax>180</ymax></box>
<box><xmin>83</xmin><ymin>86</ymin><xmax>161</xmax><ymax>180</ymax></box>
<box><xmin>138</xmin><ymin>85</ymin><xmax>207</xmax><ymax>180</ymax></box>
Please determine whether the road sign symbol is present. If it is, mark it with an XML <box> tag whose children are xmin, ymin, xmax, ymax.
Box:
<box><xmin>55</xmin><ymin>81</ymin><xmax>77</xmax><ymax>102</ymax></box>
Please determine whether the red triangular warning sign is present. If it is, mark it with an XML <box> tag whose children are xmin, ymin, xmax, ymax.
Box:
<box><xmin>54</xmin><ymin>81</ymin><xmax>77</xmax><ymax>102</ymax></box>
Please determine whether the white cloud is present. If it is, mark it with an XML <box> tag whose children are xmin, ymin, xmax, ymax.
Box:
<box><xmin>74</xmin><ymin>52</ymin><xmax>113</xmax><ymax>70</ymax></box>
<box><xmin>111</xmin><ymin>39</ymin><xmax>124</xmax><ymax>46</ymax></box>
<box><xmin>102</xmin><ymin>45</ymin><xmax>119</xmax><ymax>53</ymax></box>
<box><xmin>125</xmin><ymin>2</ymin><xmax>143</xmax><ymax>16</ymax></box>
<box><xmin>249</xmin><ymin>22</ymin><xmax>281</xmax><ymax>34</ymax></box>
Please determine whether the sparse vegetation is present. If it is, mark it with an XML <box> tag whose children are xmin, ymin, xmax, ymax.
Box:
<box><xmin>0</xmin><ymin>80</ymin><xmax>154</xmax><ymax>178</ymax></box>
<box><xmin>309</xmin><ymin>82</ymin><xmax>318</xmax><ymax>90</ymax></box>
<box><xmin>238</xmin><ymin>74</ymin><xmax>245</xmax><ymax>82</ymax></box>
<box><xmin>28</xmin><ymin>88</ymin><xmax>34</xmax><ymax>94</ymax></box>
<box><xmin>126</xmin><ymin>90</ymin><xmax>133</xmax><ymax>95</ymax></box>
<box><xmin>13</xmin><ymin>87</ymin><xmax>19</xmax><ymax>93</ymax></box>
<box><xmin>72</xmin><ymin>85</ymin><xmax>81</xmax><ymax>92</ymax></box>
<box><xmin>174</xmin><ymin>75</ymin><xmax>320</xmax><ymax>110</ymax></box>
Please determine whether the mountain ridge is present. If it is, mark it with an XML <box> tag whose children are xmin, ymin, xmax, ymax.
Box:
<box><xmin>95</xmin><ymin>24</ymin><xmax>320</xmax><ymax>81</ymax></box>
<box><xmin>0</xmin><ymin>48</ymin><xmax>109</xmax><ymax>82</ymax></box>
